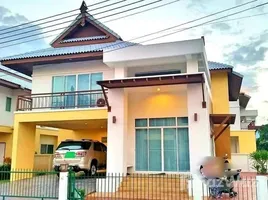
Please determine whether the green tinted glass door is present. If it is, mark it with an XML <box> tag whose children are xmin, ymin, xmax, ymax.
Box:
<box><xmin>52</xmin><ymin>76</ymin><xmax>65</xmax><ymax>108</ymax></box>
<box><xmin>148</xmin><ymin>128</ymin><xmax>161</xmax><ymax>171</ymax></box>
<box><xmin>164</xmin><ymin>128</ymin><xmax>177</xmax><ymax>171</ymax></box>
<box><xmin>135</xmin><ymin>129</ymin><xmax>148</xmax><ymax>171</ymax></box>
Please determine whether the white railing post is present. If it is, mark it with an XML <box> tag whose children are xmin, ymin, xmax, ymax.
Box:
<box><xmin>59</xmin><ymin>172</ymin><xmax>68</xmax><ymax>200</ymax></box>
<box><xmin>256</xmin><ymin>175</ymin><xmax>268</xmax><ymax>200</ymax></box>
<box><xmin>191</xmin><ymin>174</ymin><xmax>207</xmax><ymax>200</ymax></box>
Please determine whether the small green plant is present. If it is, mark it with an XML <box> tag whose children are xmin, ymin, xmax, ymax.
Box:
<box><xmin>0</xmin><ymin>163</ymin><xmax>11</xmax><ymax>180</ymax></box>
<box><xmin>250</xmin><ymin>150</ymin><xmax>268</xmax><ymax>174</ymax></box>
<box><xmin>78</xmin><ymin>189</ymin><xmax>85</xmax><ymax>198</ymax></box>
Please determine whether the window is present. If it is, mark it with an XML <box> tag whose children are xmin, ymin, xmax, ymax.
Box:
<box><xmin>101</xmin><ymin>143</ymin><xmax>107</xmax><ymax>152</ymax></box>
<box><xmin>40</xmin><ymin>144</ymin><xmax>54</xmax><ymax>154</ymax></box>
<box><xmin>94</xmin><ymin>142</ymin><xmax>102</xmax><ymax>151</ymax></box>
<box><xmin>52</xmin><ymin>73</ymin><xmax>103</xmax><ymax>108</ymax></box>
<box><xmin>135</xmin><ymin>117</ymin><xmax>190</xmax><ymax>172</ymax></box>
<box><xmin>5</xmin><ymin>97</ymin><xmax>12</xmax><ymax>112</ymax></box>
<box><xmin>57</xmin><ymin>141</ymin><xmax>91</xmax><ymax>151</ymax></box>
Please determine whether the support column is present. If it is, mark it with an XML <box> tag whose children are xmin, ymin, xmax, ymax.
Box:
<box><xmin>187</xmin><ymin>60</ymin><xmax>199</xmax><ymax>73</ymax></box>
<box><xmin>187</xmin><ymin>84</ymin><xmax>212</xmax><ymax>174</ymax></box>
<box><xmin>107</xmin><ymin>88</ymin><xmax>128</xmax><ymax>174</ymax></box>
<box><xmin>11</xmin><ymin>122</ymin><xmax>36</xmax><ymax>170</ymax></box>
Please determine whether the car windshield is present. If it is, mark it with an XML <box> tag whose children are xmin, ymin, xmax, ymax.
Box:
<box><xmin>57</xmin><ymin>141</ymin><xmax>91</xmax><ymax>150</ymax></box>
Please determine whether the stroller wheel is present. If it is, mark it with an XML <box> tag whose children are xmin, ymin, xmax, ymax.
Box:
<box><xmin>233</xmin><ymin>191</ymin><xmax>238</xmax><ymax>196</ymax></box>
<box><xmin>229</xmin><ymin>193</ymin><xmax>235</xmax><ymax>198</ymax></box>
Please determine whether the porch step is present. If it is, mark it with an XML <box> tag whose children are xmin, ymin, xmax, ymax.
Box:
<box><xmin>88</xmin><ymin>175</ymin><xmax>192</xmax><ymax>200</ymax></box>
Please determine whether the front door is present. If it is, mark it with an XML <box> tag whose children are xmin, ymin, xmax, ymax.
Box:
<box><xmin>0</xmin><ymin>143</ymin><xmax>6</xmax><ymax>165</ymax></box>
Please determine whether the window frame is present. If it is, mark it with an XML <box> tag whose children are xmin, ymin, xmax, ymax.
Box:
<box><xmin>135</xmin><ymin>117</ymin><xmax>189</xmax><ymax>172</ymax></box>
<box><xmin>5</xmin><ymin>97</ymin><xmax>12</xmax><ymax>112</ymax></box>
<box><xmin>40</xmin><ymin>144</ymin><xmax>54</xmax><ymax>154</ymax></box>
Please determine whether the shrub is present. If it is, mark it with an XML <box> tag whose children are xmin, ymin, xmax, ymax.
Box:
<box><xmin>0</xmin><ymin>164</ymin><xmax>11</xmax><ymax>180</ymax></box>
<box><xmin>250</xmin><ymin>150</ymin><xmax>268</xmax><ymax>174</ymax></box>
<box><xmin>4</xmin><ymin>157</ymin><xmax>11</xmax><ymax>165</ymax></box>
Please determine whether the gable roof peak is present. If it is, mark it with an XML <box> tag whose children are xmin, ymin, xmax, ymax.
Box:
<box><xmin>80</xmin><ymin>1</ymin><xmax>88</xmax><ymax>14</ymax></box>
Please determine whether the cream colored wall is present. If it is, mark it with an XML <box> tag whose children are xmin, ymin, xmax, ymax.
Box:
<box><xmin>57</xmin><ymin>128</ymin><xmax>107</xmax><ymax>145</ymax></box>
<box><xmin>35</xmin><ymin>128</ymin><xmax>59</xmax><ymax>154</ymax></box>
<box><xmin>127</xmin><ymin>86</ymin><xmax>188</xmax><ymax>170</ymax></box>
<box><xmin>32</xmin><ymin>60</ymin><xmax>114</xmax><ymax>94</ymax></box>
<box><xmin>0</xmin><ymin>133</ymin><xmax>13</xmax><ymax>158</ymax></box>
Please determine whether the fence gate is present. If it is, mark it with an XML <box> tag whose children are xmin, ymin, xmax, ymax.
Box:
<box><xmin>0</xmin><ymin>169</ymin><xmax>59</xmax><ymax>199</ymax></box>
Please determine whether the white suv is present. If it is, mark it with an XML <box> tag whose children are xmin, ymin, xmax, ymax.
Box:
<box><xmin>53</xmin><ymin>139</ymin><xmax>107</xmax><ymax>175</ymax></box>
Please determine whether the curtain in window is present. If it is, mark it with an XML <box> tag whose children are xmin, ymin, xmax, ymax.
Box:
<box><xmin>149</xmin><ymin>128</ymin><xmax>161</xmax><ymax>171</ymax></box>
<box><xmin>78</xmin><ymin>74</ymin><xmax>90</xmax><ymax>107</ymax></box>
<box><xmin>149</xmin><ymin>118</ymin><xmax>176</xmax><ymax>127</ymax></box>
<box><xmin>135</xmin><ymin>129</ymin><xmax>148</xmax><ymax>171</ymax></box>
<box><xmin>177</xmin><ymin>128</ymin><xmax>190</xmax><ymax>171</ymax></box>
<box><xmin>164</xmin><ymin>128</ymin><xmax>177</xmax><ymax>171</ymax></box>
<box><xmin>65</xmin><ymin>75</ymin><xmax>76</xmax><ymax>108</ymax></box>
<box><xmin>135</xmin><ymin>119</ymin><xmax>147</xmax><ymax>127</ymax></box>
<box><xmin>52</xmin><ymin>76</ymin><xmax>65</xmax><ymax>108</ymax></box>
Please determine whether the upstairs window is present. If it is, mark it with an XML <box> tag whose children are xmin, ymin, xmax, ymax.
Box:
<box><xmin>5</xmin><ymin>97</ymin><xmax>12</xmax><ymax>112</ymax></box>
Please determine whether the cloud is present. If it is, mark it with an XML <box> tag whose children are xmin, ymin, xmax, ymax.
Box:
<box><xmin>0</xmin><ymin>6</ymin><xmax>48</xmax><ymax>57</ymax></box>
<box><xmin>225</xmin><ymin>30</ymin><xmax>268</xmax><ymax>66</ymax></box>
<box><xmin>211</xmin><ymin>23</ymin><xmax>231</xmax><ymax>31</ymax></box>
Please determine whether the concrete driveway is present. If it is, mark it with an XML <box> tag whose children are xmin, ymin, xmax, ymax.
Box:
<box><xmin>0</xmin><ymin>174</ymin><xmax>96</xmax><ymax>200</ymax></box>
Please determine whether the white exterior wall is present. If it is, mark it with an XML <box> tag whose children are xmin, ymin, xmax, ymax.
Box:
<box><xmin>32</xmin><ymin>60</ymin><xmax>114</xmax><ymax>94</ymax></box>
<box><xmin>0</xmin><ymin>86</ymin><xmax>29</xmax><ymax>127</ymax></box>
<box><xmin>229</xmin><ymin>100</ymin><xmax>241</xmax><ymax>130</ymax></box>
<box><xmin>106</xmin><ymin>88</ymin><xmax>128</xmax><ymax>174</ymax></box>
<box><xmin>187</xmin><ymin>83</ymin><xmax>212</xmax><ymax>173</ymax></box>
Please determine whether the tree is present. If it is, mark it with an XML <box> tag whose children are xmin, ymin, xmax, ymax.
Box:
<box><xmin>257</xmin><ymin>124</ymin><xmax>268</xmax><ymax>151</ymax></box>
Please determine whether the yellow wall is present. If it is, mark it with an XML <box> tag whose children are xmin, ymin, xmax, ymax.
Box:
<box><xmin>0</xmin><ymin>133</ymin><xmax>13</xmax><ymax>158</ymax></box>
<box><xmin>211</xmin><ymin>72</ymin><xmax>229</xmax><ymax>113</ymax></box>
<box><xmin>211</xmin><ymin>71</ymin><xmax>231</xmax><ymax>158</ymax></box>
<box><xmin>58</xmin><ymin>128</ymin><xmax>107</xmax><ymax>145</ymax></box>
<box><xmin>11</xmin><ymin>122</ymin><xmax>36</xmax><ymax>170</ymax></box>
<box><xmin>231</xmin><ymin>130</ymin><xmax>256</xmax><ymax>153</ymax></box>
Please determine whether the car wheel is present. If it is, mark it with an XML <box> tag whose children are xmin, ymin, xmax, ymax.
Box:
<box><xmin>90</xmin><ymin>163</ymin><xmax>97</xmax><ymax>176</ymax></box>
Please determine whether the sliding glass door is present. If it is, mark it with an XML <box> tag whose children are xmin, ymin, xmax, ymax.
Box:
<box><xmin>135</xmin><ymin>117</ymin><xmax>190</xmax><ymax>172</ymax></box>
<box><xmin>52</xmin><ymin>73</ymin><xmax>103</xmax><ymax>108</ymax></box>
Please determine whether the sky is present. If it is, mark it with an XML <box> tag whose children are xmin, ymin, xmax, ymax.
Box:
<box><xmin>0</xmin><ymin>0</ymin><xmax>268</xmax><ymax>124</ymax></box>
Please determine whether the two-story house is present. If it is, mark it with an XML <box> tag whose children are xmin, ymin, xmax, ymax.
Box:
<box><xmin>1</xmin><ymin>2</ymin><xmax>244</xmax><ymax>175</ymax></box>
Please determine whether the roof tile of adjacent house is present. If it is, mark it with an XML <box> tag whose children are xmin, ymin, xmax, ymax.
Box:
<box><xmin>208</xmin><ymin>61</ymin><xmax>233</xmax><ymax>70</ymax></box>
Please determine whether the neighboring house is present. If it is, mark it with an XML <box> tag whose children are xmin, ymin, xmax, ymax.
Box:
<box><xmin>0</xmin><ymin>66</ymin><xmax>31</xmax><ymax>164</ymax></box>
<box><xmin>229</xmin><ymin>93</ymin><xmax>258</xmax><ymax>154</ymax></box>
<box><xmin>0</xmin><ymin>66</ymin><xmax>59</xmax><ymax>167</ymax></box>
<box><xmin>1</xmin><ymin>2</ymin><xmax>247</xmax><ymax>174</ymax></box>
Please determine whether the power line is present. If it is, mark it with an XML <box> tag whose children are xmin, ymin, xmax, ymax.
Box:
<box><xmin>96</xmin><ymin>0</ymin><xmax>268</xmax><ymax>53</ymax></box>
<box><xmin>0</xmin><ymin>0</ymin><xmax>162</xmax><ymax>45</ymax></box>
<box><xmin>103</xmin><ymin>0</ymin><xmax>180</xmax><ymax>23</ymax></box>
<box><xmin>0</xmin><ymin>0</ymin><xmax>127</xmax><ymax>37</ymax></box>
<box><xmin>0</xmin><ymin>0</ymin><xmax>179</xmax><ymax>49</ymax></box>
<box><xmin>0</xmin><ymin>0</ymin><xmax>264</xmax><ymax>79</ymax></box>
<box><xmin>0</xmin><ymin>0</ymin><xmax>111</xmax><ymax>33</ymax></box>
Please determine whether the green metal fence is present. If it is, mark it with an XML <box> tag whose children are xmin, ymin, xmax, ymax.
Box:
<box><xmin>0</xmin><ymin>169</ymin><xmax>58</xmax><ymax>199</ymax></box>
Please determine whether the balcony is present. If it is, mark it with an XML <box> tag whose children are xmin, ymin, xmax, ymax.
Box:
<box><xmin>16</xmin><ymin>90</ymin><xmax>107</xmax><ymax>111</ymax></box>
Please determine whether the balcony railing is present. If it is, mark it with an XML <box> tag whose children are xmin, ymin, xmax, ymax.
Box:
<box><xmin>16</xmin><ymin>90</ymin><xmax>107</xmax><ymax>111</ymax></box>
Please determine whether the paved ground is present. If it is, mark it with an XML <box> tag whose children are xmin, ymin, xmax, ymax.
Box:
<box><xmin>0</xmin><ymin>175</ymin><xmax>96</xmax><ymax>200</ymax></box>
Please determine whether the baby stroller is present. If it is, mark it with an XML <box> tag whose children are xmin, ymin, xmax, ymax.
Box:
<box><xmin>200</xmin><ymin>161</ymin><xmax>242</xmax><ymax>198</ymax></box>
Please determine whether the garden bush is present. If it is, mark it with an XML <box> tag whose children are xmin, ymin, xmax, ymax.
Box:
<box><xmin>250</xmin><ymin>150</ymin><xmax>268</xmax><ymax>174</ymax></box>
<box><xmin>0</xmin><ymin>164</ymin><xmax>11</xmax><ymax>180</ymax></box>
